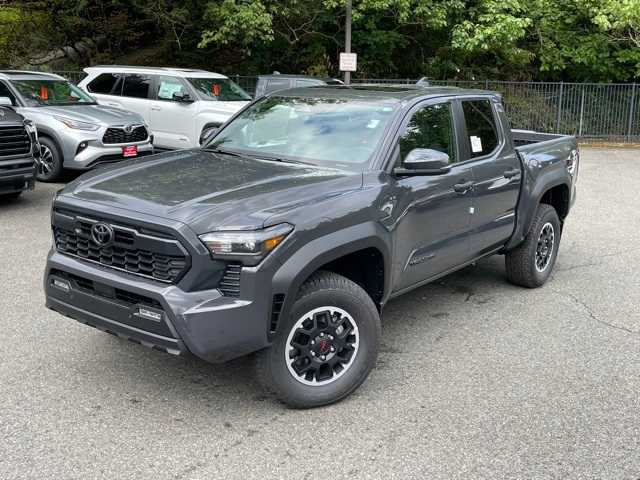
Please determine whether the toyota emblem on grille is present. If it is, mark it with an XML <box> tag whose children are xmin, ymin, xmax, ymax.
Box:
<box><xmin>124</xmin><ymin>124</ymin><xmax>133</xmax><ymax>133</ymax></box>
<box><xmin>91</xmin><ymin>222</ymin><xmax>114</xmax><ymax>246</ymax></box>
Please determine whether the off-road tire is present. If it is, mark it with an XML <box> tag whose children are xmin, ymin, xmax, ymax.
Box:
<box><xmin>256</xmin><ymin>271</ymin><xmax>380</xmax><ymax>408</ymax></box>
<box><xmin>505</xmin><ymin>203</ymin><xmax>561</xmax><ymax>288</ymax></box>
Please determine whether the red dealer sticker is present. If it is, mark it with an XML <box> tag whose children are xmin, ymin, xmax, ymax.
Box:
<box><xmin>122</xmin><ymin>145</ymin><xmax>138</xmax><ymax>157</ymax></box>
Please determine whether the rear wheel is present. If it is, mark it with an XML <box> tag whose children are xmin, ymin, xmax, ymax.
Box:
<box><xmin>257</xmin><ymin>271</ymin><xmax>380</xmax><ymax>408</ymax></box>
<box><xmin>36</xmin><ymin>137</ymin><xmax>63</xmax><ymax>182</ymax></box>
<box><xmin>505</xmin><ymin>204</ymin><xmax>561</xmax><ymax>288</ymax></box>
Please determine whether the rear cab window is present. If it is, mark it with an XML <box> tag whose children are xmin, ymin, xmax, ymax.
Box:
<box><xmin>461</xmin><ymin>99</ymin><xmax>500</xmax><ymax>158</ymax></box>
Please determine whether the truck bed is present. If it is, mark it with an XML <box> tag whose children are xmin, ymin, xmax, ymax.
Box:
<box><xmin>512</xmin><ymin>129</ymin><xmax>577</xmax><ymax>163</ymax></box>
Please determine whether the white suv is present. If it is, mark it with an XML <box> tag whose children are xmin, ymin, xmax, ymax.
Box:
<box><xmin>78</xmin><ymin>66</ymin><xmax>252</xmax><ymax>149</ymax></box>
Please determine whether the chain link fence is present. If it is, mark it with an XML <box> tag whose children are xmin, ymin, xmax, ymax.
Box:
<box><xmin>55</xmin><ymin>71</ymin><xmax>639</xmax><ymax>144</ymax></box>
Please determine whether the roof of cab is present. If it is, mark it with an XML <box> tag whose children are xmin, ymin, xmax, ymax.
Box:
<box><xmin>271</xmin><ymin>84</ymin><xmax>499</xmax><ymax>102</ymax></box>
<box><xmin>83</xmin><ymin>65</ymin><xmax>228</xmax><ymax>79</ymax></box>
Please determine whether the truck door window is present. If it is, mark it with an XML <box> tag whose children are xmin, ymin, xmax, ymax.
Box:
<box><xmin>122</xmin><ymin>74</ymin><xmax>152</xmax><ymax>99</ymax></box>
<box><xmin>462</xmin><ymin>100</ymin><xmax>499</xmax><ymax>158</ymax></box>
<box><xmin>399</xmin><ymin>102</ymin><xmax>456</xmax><ymax>164</ymax></box>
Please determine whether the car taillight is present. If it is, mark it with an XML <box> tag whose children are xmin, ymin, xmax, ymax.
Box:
<box><xmin>567</xmin><ymin>149</ymin><xmax>579</xmax><ymax>179</ymax></box>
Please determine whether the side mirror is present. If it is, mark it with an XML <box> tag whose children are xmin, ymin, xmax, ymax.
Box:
<box><xmin>173</xmin><ymin>92</ymin><xmax>193</xmax><ymax>103</ymax></box>
<box><xmin>394</xmin><ymin>148</ymin><xmax>451</xmax><ymax>176</ymax></box>
<box><xmin>0</xmin><ymin>96</ymin><xmax>13</xmax><ymax>107</ymax></box>
<box><xmin>199</xmin><ymin>126</ymin><xmax>219</xmax><ymax>146</ymax></box>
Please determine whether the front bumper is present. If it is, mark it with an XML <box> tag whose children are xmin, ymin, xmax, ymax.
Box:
<box><xmin>70</xmin><ymin>142</ymin><xmax>155</xmax><ymax>170</ymax></box>
<box><xmin>45</xmin><ymin>249</ymin><xmax>274</xmax><ymax>363</ymax></box>
<box><xmin>54</xmin><ymin>124</ymin><xmax>154</xmax><ymax>170</ymax></box>
<box><xmin>0</xmin><ymin>155</ymin><xmax>35</xmax><ymax>194</ymax></box>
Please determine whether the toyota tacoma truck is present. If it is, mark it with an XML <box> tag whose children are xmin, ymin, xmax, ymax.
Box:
<box><xmin>44</xmin><ymin>86</ymin><xmax>578</xmax><ymax>408</ymax></box>
<box><xmin>0</xmin><ymin>101</ymin><xmax>39</xmax><ymax>199</ymax></box>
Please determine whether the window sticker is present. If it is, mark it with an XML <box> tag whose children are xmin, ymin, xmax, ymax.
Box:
<box><xmin>158</xmin><ymin>82</ymin><xmax>183</xmax><ymax>99</ymax></box>
<box><xmin>367</xmin><ymin>119</ymin><xmax>380</xmax><ymax>129</ymax></box>
<box><xmin>470</xmin><ymin>135</ymin><xmax>483</xmax><ymax>153</ymax></box>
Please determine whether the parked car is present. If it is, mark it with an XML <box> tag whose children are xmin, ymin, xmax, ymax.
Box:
<box><xmin>44</xmin><ymin>85</ymin><xmax>578</xmax><ymax>408</ymax></box>
<box><xmin>0</xmin><ymin>100</ymin><xmax>39</xmax><ymax>199</ymax></box>
<box><xmin>0</xmin><ymin>71</ymin><xmax>154</xmax><ymax>182</ymax></box>
<box><xmin>78</xmin><ymin>66</ymin><xmax>252</xmax><ymax>149</ymax></box>
<box><xmin>254</xmin><ymin>73</ymin><xmax>343</xmax><ymax>98</ymax></box>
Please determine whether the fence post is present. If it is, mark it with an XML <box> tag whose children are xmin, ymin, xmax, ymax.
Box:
<box><xmin>556</xmin><ymin>81</ymin><xmax>564</xmax><ymax>134</ymax></box>
<box><xmin>627</xmin><ymin>83</ymin><xmax>637</xmax><ymax>140</ymax></box>
<box><xmin>578</xmin><ymin>84</ymin><xmax>585</xmax><ymax>138</ymax></box>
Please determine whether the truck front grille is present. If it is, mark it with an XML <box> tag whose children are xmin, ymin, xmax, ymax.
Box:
<box><xmin>102</xmin><ymin>125</ymin><xmax>148</xmax><ymax>144</ymax></box>
<box><xmin>53</xmin><ymin>209</ymin><xmax>189</xmax><ymax>284</ymax></box>
<box><xmin>0</xmin><ymin>125</ymin><xmax>30</xmax><ymax>156</ymax></box>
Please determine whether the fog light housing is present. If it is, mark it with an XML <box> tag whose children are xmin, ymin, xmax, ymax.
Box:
<box><xmin>76</xmin><ymin>142</ymin><xmax>88</xmax><ymax>155</ymax></box>
<box><xmin>52</xmin><ymin>278</ymin><xmax>70</xmax><ymax>292</ymax></box>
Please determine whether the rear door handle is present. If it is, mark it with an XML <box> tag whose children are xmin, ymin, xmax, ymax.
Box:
<box><xmin>151</xmin><ymin>106</ymin><xmax>162</xmax><ymax>111</ymax></box>
<box><xmin>453</xmin><ymin>181</ymin><xmax>474</xmax><ymax>194</ymax></box>
<box><xmin>504</xmin><ymin>168</ymin><xmax>520</xmax><ymax>179</ymax></box>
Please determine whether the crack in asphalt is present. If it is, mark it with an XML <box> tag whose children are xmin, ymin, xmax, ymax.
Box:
<box><xmin>552</xmin><ymin>289</ymin><xmax>639</xmax><ymax>336</ymax></box>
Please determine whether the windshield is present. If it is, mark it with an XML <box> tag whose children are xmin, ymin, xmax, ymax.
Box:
<box><xmin>12</xmin><ymin>79</ymin><xmax>95</xmax><ymax>107</ymax></box>
<box><xmin>188</xmin><ymin>78</ymin><xmax>251</xmax><ymax>101</ymax></box>
<box><xmin>208</xmin><ymin>96</ymin><xmax>397</xmax><ymax>170</ymax></box>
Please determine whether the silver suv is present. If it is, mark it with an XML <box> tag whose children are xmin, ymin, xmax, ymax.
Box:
<box><xmin>0</xmin><ymin>71</ymin><xmax>154</xmax><ymax>181</ymax></box>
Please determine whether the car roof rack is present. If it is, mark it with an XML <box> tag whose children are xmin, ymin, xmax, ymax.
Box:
<box><xmin>88</xmin><ymin>65</ymin><xmax>209</xmax><ymax>73</ymax></box>
<box><xmin>0</xmin><ymin>70</ymin><xmax>65</xmax><ymax>80</ymax></box>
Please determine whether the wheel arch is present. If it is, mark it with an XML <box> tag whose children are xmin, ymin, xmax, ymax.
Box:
<box><xmin>506</xmin><ymin>179</ymin><xmax>571</xmax><ymax>251</ymax></box>
<box><xmin>270</xmin><ymin>223</ymin><xmax>392</xmax><ymax>336</ymax></box>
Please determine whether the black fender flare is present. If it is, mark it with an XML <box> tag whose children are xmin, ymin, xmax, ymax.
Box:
<box><xmin>506</xmin><ymin>178</ymin><xmax>571</xmax><ymax>250</ymax></box>
<box><xmin>270</xmin><ymin>222</ymin><xmax>392</xmax><ymax>333</ymax></box>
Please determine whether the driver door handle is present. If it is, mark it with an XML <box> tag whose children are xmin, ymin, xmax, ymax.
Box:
<box><xmin>504</xmin><ymin>168</ymin><xmax>520</xmax><ymax>179</ymax></box>
<box><xmin>453</xmin><ymin>181</ymin><xmax>474</xmax><ymax>194</ymax></box>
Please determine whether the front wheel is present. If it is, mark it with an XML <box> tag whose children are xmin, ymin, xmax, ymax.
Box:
<box><xmin>257</xmin><ymin>271</ymin><xmax>380</xmax><ymax>408</ymax></box>
<box><xmin>36</xmin><ymin>137</ymin><xmax>63</xmax><ymax>182</ymax></box>
<box><xmin>505</xmin><ymin>204</ymin><xmax>561</xmax><ymax>288</ymax></box>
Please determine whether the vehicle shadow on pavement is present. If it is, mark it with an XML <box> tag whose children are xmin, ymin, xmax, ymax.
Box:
<box><xmin>76</xmin><ymin>257</ymin><xmax>514</xmax><ymax>411</ymax></box>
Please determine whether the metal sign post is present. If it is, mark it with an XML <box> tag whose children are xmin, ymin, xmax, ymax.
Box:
<box><xmin>344</xmin><ymin>0</ymin><xmax>352</xmax><ymax>85</ymax></box>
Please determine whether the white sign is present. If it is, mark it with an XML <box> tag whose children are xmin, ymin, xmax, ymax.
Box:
<box><xmin>339</xmin><ymin>52</ymin><xmax>357</xmax><ymax>72</ymax></box>
<box><xmin>470</xmin><ymin>135</ymin><xmax>483</xmax><ymax>153</ymax></box>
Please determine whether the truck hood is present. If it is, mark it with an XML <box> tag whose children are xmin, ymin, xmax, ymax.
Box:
<box><xmin>21</xmin><ymin>104</ymin><xmax>146</xmax><ymax>126</ymax></box>
<box><xmin>58</xmin><ymin>149</ymin><xmax>363</xmax><ymax>233</ymax></box>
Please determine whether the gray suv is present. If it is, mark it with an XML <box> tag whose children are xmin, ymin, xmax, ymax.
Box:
<box><xmin>0</xmin><ymin>71</ymin><xmax>153</xmax><ymax>181</ymax></box>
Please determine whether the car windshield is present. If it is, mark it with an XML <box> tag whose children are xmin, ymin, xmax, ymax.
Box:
<box><xmin>208</xmin><ymin>96</ymin><xmax>397</xmax><ymax>170</ymax></box>
<box><xmin>188</xmin><ymin>78</ymin><xmax>251</xmax><ymax>101</ymax></box>
<box><xmin>11</xmin><ymin>79</ymin><xmax>95</xmax><ymax>107</ymax></box>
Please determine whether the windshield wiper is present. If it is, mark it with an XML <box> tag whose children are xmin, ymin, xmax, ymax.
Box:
<box><xmin>203</xmin><ymin>146</ymin><xmax>245</xmax><ymax>158</ymax></box>
<box><xmin>251</xmin><ymin>153</ymin><xmax>314</xmax><ymax>166</ymax></box>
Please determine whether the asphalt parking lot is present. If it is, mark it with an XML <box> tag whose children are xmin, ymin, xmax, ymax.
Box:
<box><xmin>1</xmin><ymin>147</ymin><xmax>639</xmax><ymax>480</ymax></box>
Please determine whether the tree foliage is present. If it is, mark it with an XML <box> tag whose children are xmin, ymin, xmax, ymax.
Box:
<box><xmin>1</xmin><ymin>0</ymin><xmax>639</xmax><ymax>81</ymax></box>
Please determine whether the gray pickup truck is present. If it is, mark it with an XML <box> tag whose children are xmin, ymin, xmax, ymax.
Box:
<box><xmin>44</xmin><ymin>86</ymin><xmax>578</xmax><ymax>408</ymax></box>
<box><xmin>0</xmin><ymin>105</ymin><xmax>39</xmax><ymax>199</ymax></box>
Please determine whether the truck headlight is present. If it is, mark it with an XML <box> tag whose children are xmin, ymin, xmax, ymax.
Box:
<box><xmin>53</xmin><ymin>115</ymin><xmax>100</xmax><ymax>131</ymax></box>
<box><xmin>199</xmin><ymin>223</ymin><xmax>293</xmax><ymax>266</ymax></box>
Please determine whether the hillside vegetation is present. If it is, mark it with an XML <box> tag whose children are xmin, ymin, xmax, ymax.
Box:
<box><xmin>1</xmin><ymin>0</ymin><xmax>639</xmax><ymax>81</ymax></box>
